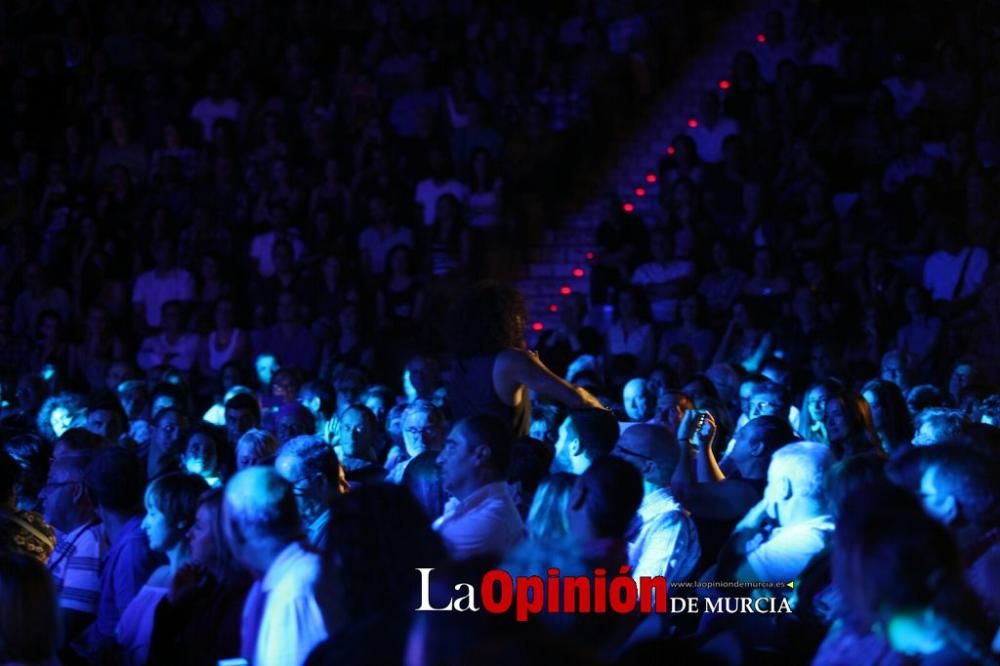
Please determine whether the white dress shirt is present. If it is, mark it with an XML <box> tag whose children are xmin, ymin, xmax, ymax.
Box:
<box><xmin>248</xmin><ymin>541</ymin><xmax>328</xmax><ymax>666</ymax></box>
<box><xmin>432</xmin><ymin>481</ymin><xmax>525</xmax><ymax>560</ymax></box>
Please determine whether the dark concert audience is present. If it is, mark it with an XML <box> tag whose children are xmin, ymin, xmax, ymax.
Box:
<box><xmin>3</xmin><ymin>0</ymin><xmax>1000</xmax><ymax>664</ymax></box>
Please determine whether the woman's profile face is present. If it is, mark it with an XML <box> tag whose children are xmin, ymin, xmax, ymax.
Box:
<box><xmin>863</xmin><ymin>390</ymin><xmax>883</xmax><ymax>428</ymax></box>
<box><xmin>187</xmin><ymin>503</ymin><xmax>217</xmax><ymax>566</ymax></box>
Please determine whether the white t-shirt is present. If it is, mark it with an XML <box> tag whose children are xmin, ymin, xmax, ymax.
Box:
<box><xmin>190</xmin><ymin>96</ymin><xmax>240</xmax><ymax>141</ymax></box>
<box><xmin>432</xmin><ymin>481</ymin><xmax>525</xmax><ymax>560</ymax></box>
<box><xmin>414</xmin><ymin>179</ymin><xmax>468</xmax><ymax>226</ymax></box>
<box><xmin>746</xmin><ymin>514</ymin><xmax>834</xmax><ymax>582</ymax></box>
<box><xmin>132</xmin><ymin>269</ymin><xmax>195</xmax><ymax>328</ymax></box>
<box><xmin>250</xmin><ymin>542</ymin><xmax>329</xmax><ymax>666</ymax></box>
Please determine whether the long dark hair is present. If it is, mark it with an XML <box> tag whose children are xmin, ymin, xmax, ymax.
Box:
<box><xmin>449</xmin><ymin>281</ymin><xmax>527</xmax><ymax>357</ymax></box>
<box><xmin>860</xmin><ymin>379</ymin><xmax>913</xmax><ymax>455</ymax></box>
<box><xmin>825</xmin><ymin>386</ymin><xmax>881</xmax><ymax>459</ymax></box>
<box><xmin>195</xmin><ymin>488</ymin><xmax>244</xmax><ymax>583</ymax></box>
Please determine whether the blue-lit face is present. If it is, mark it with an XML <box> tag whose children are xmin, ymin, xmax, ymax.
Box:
<box><xmin>50</xmin><ymin>406</ymin><xmax>73</xmax><ymax>438</ymax></box>
<box><xmin>919</xmin><ymin>467</ymin><xmax>956</xmax><ymax>526</ymax></box>
<box><xmin>402</xmin><ymin>411</ymin><xmax>442</xmax><ymax>458</ymax></box>
<box><xmin>750</xmin><ymin>391</ymin><xmax>782</xmax><ymax>420</ymax></box>
<box><xmin>807</xmin><ymin>386</ymin><xmax>828</xmax><ymax>424</ymax></box>
<box><xmin>882</xmin><ymin>356</ymin><xmax>905</xmax><ymax>387</ymax></box>
<box><xmin>623</xmin><ymin>380</ymin><xmax>649</xmax><ymax>421</ymax></box>
<box><xmin>184</xmin><ymin>434</ymin><xmax>218</xmax><ymax>477</ymax></box>
<box><xmin>142</xmin><ymin>499</ymin><xmax>180</xmax><ymax>553</ymax></box>
<box><xmin>436</xmin><ymin>425</ymin><xmax>476</xmax><ymax>496</ymax></box>
<box><xmin>256</xmin><ymin>355</ymin><xmax>278</xmax><ymax>386</ymax></box>
<box><xmin>823</xmin><ymin>399</ymin><xmax>850</xmax><ymax>444</ymax></box>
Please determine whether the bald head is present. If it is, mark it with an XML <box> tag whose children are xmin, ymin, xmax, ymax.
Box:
<box><xmin>615</xmin><ymin>424</ymin><xmax>678</xmax><ymax>486</ymax></box>
<box><xmin>623</xmin><ymin>378</ymin><xmax>654</xmax><ymax>422</ymax></box>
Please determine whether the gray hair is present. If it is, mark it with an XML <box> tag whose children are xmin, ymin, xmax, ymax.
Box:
<box><xmin>224</xmin><ymin>466</ymin><xmax>300</xmax><ymax>539</ymax></box>
<box><xmin>401</xmin><ymin>399</ymin><xmax>444</xmax><ymax>425</ymax></box>
<box><xmin>769</xmin><ymin>441</ymin><xmax>833</xmax><ymax>503</ymax></box>
<box><xmin>277</xmin><ymin>435</ymin><xmax>348</xmax><ymax>494</ymax></box>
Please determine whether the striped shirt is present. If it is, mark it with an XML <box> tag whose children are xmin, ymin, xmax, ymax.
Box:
<box><xmin>49</xmin><ymin>520</ymin><xmax>107</xmax><ymax>614</ymax></box>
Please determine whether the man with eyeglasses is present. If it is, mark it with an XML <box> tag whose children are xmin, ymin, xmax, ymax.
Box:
<box><xmin>613</xmin><ymin>424</ymin><xmax>700</xmax><ymax>585</ymax></box>
<box><xmin>40</xmin><ymin>451</ymin><xmax>106</xmax><ymax>646</ymax></box>
<box><xmin>385</xmin><ymin>399</ymin><xmax>444</xmax><ymax>483</ymax></box>
<box><xmin>275</xmin><ymin>435</ymin><xmax>348</xmax><ymax>549</ymax></box>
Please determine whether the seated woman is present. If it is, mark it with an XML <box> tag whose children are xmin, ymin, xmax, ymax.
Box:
<box><xmin>148</xmin><ymin>489</ymin><xmax>252</xmax><ymax>666</ymax></box>
<box><xmin>116</xmin><ymin>473</ymin><xmax>209</xmax><ymax>666</ymax></box>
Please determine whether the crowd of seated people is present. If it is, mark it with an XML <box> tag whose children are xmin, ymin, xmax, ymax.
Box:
<box><xmin>3</xmin><ymin>0</ymin><xmax>1000</xmax><ymax>664</ymax></box>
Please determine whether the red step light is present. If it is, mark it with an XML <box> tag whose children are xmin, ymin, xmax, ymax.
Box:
<box><xmin>645</xmin><ymin>173</ymin><xmax>657</xmax><ymax>183</ymax></box>
<box><xmin>531</xmin><ymin>322</ymin><xmax>544</xmax><ymax>331</ymax></box>
<box><xmin>635</xmin><ymin>187</ymin><xmax>647</xmax><ymax>197</ymax></box>
<box><xmin>572</xmin><ymin>267</ymin><xmax>585</xmax><ymax>278</ymax></box>
<box><xmin>622</xmin><ymin>202</ymin><xmax>635</xmax><ymax>213</ymax></box>
<box><xmin>585</xmin><ymin>251</ymin><xmax>594</xmax><ymax>260</ymax></box>
<box><xmin>666</xmin><ymin>145</ymin><xmax>676</xmax><ymax>155</ymax></box>
<box><xmin>559</xmin><ymin>286</ymin><xmax>572</xmax><ymax>295</ymax></box>
<box><xmin>756</xmin><ymin>33</ymin><xmax>766</xmax><ymax>43</ymax></box>
<box><xmin>719</xmin><ymin>79</ymin><xmax>731</xmax><ymax>90</ymax></box>
<box><xmin>687</xmin><ymin>117</ymin><xmax>698</xmax><ymax>128</ymax></box>
<box><xmin>549</xmin><ymin>304</ymin><xmax>559</xmax><ymax>313</ymax></box>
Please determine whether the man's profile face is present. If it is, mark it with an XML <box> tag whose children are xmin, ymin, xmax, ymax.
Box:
<box><xmin>436</xmin><ymin>425</ymin><xmax>476</xmax><ymax>496</ymax></box>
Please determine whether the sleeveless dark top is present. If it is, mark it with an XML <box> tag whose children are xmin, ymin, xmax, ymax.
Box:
<box><xmin>447</xmin><ymin>353</ymin><xmax>531</xmax><ymax>438</ymax></box>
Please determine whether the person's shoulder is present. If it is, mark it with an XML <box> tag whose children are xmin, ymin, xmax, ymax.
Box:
<box><xmin>496</xmin><ymin>347</ymin><xmax>533</xmax><ymax>370</ymax></box>
<box><xmin>148</xmin><ymin>564</ymin><xmax>172</xmax><ymax>587</ymax></box>
<box><xmin>78</xmin><ymin>522</ymin><xmax>107</xmax><ymax>550</ymax></box>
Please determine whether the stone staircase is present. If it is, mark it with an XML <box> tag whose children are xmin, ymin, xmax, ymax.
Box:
<box><xmin>516</xmin><ymin>0</ymin><xmax>788</xmax><ymax>341</ymax></box>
